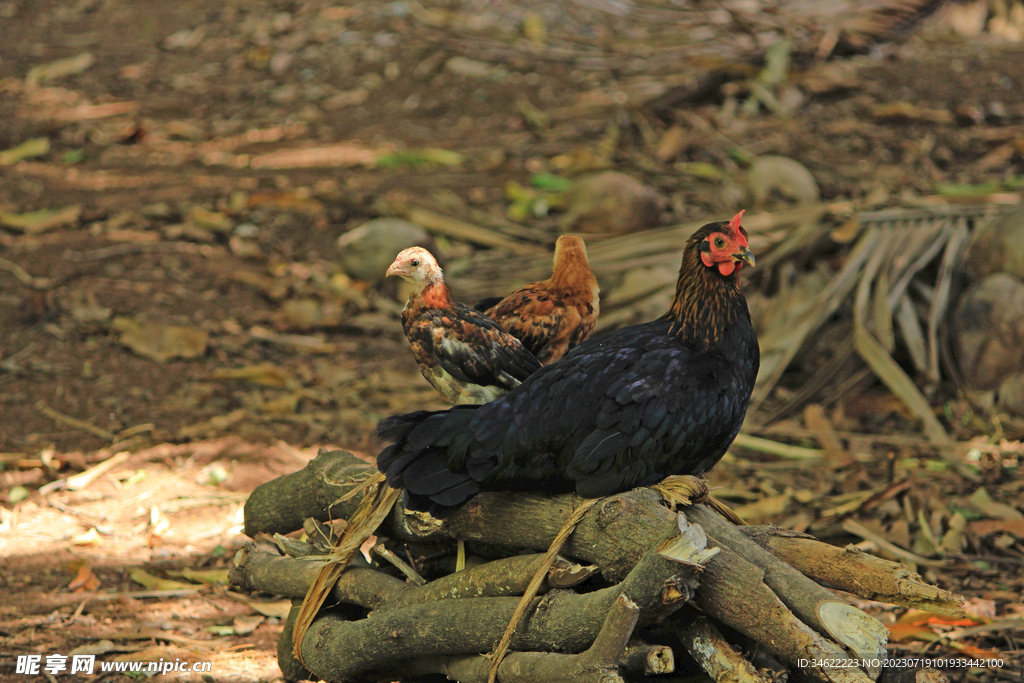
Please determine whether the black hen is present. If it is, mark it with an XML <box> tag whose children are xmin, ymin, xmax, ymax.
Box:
<box><xmin>378</xmin><ymin>213</ymin><xmax>758</xmax><ymax>512</ymax></box>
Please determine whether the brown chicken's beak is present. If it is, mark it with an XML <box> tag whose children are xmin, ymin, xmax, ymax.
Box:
<box><xmin>733</xmin><ymin>246</ymin><xmax>755</xmax><ymax>268</ymax></box>
<box><xmin>385</xmin><ymin>261</ymin><xmax>404</xmax><ymax>278</ymax></box>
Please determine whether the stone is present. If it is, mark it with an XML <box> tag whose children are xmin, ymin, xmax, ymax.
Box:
<box><xmin>952</xmin><ymin>273</ymin><xmax>1024</xmax><ymax>391</ymax></box>
<box><xmin>561</xmin><ymin>172</ymin><xmax>663</xmax><ymax>234</ymax></box>
<box><xmin>337</xmin><ymin>218</ymin><xmax>434</xmax><ymax>283</ymax></box>
<box><xmin>997</xmin><ymin>371</ymin><xmax>1024</xmax><ymax>415</ymax></box>
<box><xmin>962</xmin><ymin>208</ymin><xmax>1024</xmax><ymax>281</ymax></box>
<box><xmin>747</xmin><ymin>155</ymin><xmax>820</xmax><ymax>207</ymax></box>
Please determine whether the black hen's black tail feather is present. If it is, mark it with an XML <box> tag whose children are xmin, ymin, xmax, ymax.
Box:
<box><xmin>376</xmin><ymin>406</ymin><xmax>483</xmax><ymax>513</ymax></box>
<box><xmin>376</xmin><ymin>410</ymin><xmax>438</xmax><ymax>442</ymax></box>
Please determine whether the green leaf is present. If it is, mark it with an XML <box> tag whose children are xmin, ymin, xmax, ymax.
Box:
<box><xmin>935</xmin><ymin>181</ymin><xmax>1002</xmax><ymax>197</ymax></box>
<box><xmin>377</xmin><ymin>148</ymin><xmax>464</xmax><ymax>168</ymax></box>
<box><xmin>9</xmin><ymin>485</ymin><xmax>29</xmax><ymax>503</ymax></box>
<box><xmin>529</xmin><ymin>173</ymin><xmax>572</xmax><ymax>192</ymax></box>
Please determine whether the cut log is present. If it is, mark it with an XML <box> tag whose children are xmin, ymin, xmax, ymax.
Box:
<box><xmin>692</xmin><ymin>543</ymin><xmax>874</xmax><ymax>683</ymax></box>
<box><xmin>687</xmin><ymin>505</ymin><xmax>889</xmax><ymax>675</ymax></box>
<box><xmin>244</xmin><ymin>449</ymin><xmax>371</xmax><ymax>537</ymax></box>
<box><xmin>738</xmin><ymin>527</ymin><xmax>966</xmax><ymax>617</ymax></box>
<box><xmin>231</xmin><ymin>545</ymin><xmax>599</xmax><ymax>610</ymax></box>
<box><xmin>676</xmin><ymin>615</ymin><xmax>774</xmax><ymax>683</ymax></box>
<box><xmin>382</xmin><ymin>595</ymin><xmax>640</xmax><ymax>683</ymax></box>
<box><xmin>236</xmin><ymin>451</ymin><xmax>963</xmax><ymax>683</ymax></box>
<box><xmin>291</xmin><ymin>515</ymin><xmax>713</xmax><ymax>682</ymax></box>
<box><xmin>621</xmin><ymin>639</ymin><xmax>675</xmax><ymax>676</ymax></box>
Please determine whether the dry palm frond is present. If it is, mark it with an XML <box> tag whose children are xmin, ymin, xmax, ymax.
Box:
<box><xmin>486</xmin><ymin>497</ymin><xmax>599</xmax><ymax>683</ymax></box>
<box><xmin>652</xmin><ymin>475</ymin><xmax>745</xmax><ymax>525</ymax></box>
<box><xmin>291</xmin><ymin>473</ymin><xmax>402</xmax><ymax>662</ymax></box>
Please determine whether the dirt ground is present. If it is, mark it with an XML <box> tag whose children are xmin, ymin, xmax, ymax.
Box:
<box><xmin>2</xmin><ymin>0</ymin><xmax>1024</xmax><ymax>681</ymax></box>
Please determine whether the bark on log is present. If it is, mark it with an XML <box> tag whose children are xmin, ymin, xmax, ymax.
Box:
<box><xmin>380</xmin><ymin>595</ymin><xmax>640</xmax><ymax>683</ymax></box>
<box><xmin>676</xmin><ymin>615</ymin><xmax>773</xmax><ymax>683</ymax></box>
<box><xmin>244</xmin><ymin>449</ymin><xmax>371</xmax><ymax>537</ymax></box>
<box><xmin>238</xmin><ymin>451</ymin><xmax>960</xmax><ymax>683</ymax></box>
<box><xmin>687</xmin><ymin>505</ymin><xmax>888</xmax><ymax>674</ymax></box>
<box><xmin>691</xmin><ymin>543</ymin><xmax>874</xmax><ymax>683</ymax></box>
<box><xmin>278</xmin><ymin>604</ymin><xmax>313</xmax><ymax>683</ymax></box>
<box><xmin>231</xmin><ymin>546</ymin><xmax>598</xmax><ymax>610</ymax></box>
<box><xmin>739</xmin><ymin>527</ymin><xmax>965</xmax><ymax>617</ymax></box>
<box><xmin>293</xmin><ymin>521</ymin><xmax>711</xmax><ymax>682</ymax></box>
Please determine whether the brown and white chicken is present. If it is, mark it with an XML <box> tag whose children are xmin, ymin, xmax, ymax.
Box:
<box><xmin>386</xmin><ymin>247</ymin><xmax>542</xmax><ymax>405</ymax></box>
<box><xmin>477</xmin><ymin>235</ymin><xmax>599</xmax><ymax>365</ymax></box>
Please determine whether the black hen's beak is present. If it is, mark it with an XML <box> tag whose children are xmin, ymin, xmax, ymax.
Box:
<box><xmin>733</xmin><ymin>246</ymin><xmax>755</xmax><ymax>268</ymax></box>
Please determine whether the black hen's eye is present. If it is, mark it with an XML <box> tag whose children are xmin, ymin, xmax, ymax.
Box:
<box><xmin>411</xmin><ymin>259</ymin><xmax>420</xmax><ymax>267</ymax></box>
<box><xmin>714</xmin><ymin>236</ymin><xmax>725</xmax><ymax>249</ymax></box>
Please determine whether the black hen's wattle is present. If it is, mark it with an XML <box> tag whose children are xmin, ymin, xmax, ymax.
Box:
<box><xmin>377</xmin><ymin>220</ymin><xmax>759</xmax><ymax>513</ymax></box>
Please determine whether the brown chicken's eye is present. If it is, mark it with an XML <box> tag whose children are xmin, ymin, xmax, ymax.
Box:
<box><xmin>714</xmin><ymin>236</ymin><xmax>725</xmax><ymax>249</ymax></box>
<box><xmin>411</xmin><ymin>259</ymin><xmax>420</xmax><ymax>267</ymax></box>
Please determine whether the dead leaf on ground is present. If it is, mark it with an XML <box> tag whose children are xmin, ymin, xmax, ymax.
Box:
<box><xmin>210</xmin><ymin>364</ymin><xmax>294</xmax><ymax>387</ymax></box>
<box><xmin>68</xmin><ymin>562</ymin><xmax>102</xmax><ymax>591</ymax></box>
<box><xmin>25</xmin><ymin>52</ymin><xmax>95</xmax><ymax>85</ymax></box>
<box><xmin>112</xmin><ymin>317</ymin><xmax>209</xmax><ymax>362</ymax></box>
<box><xmin>0</xmin><ymin>205</ymin><xmax>81</xmax><ymax>234</ymax></box>
<box><xmin>871</xmin><ymin>102</ymin><xmax>954</xmax><ymax>124</ymax></box>
<box><xmin>168</xmin><ymin>567</ymin><xmax>231</xmax><ymax>585</ymax></box>
<box><xmin>964</xmin><ymin>487</ymin><xmax>1024</xmax><ymax>520</ymax></box>
<box><xmin>655</xmin><ymin>125</ymin><xmax>689</xmax><ymax>162</ymax></box>
<box><xmin>748</xmin><ymin>155</ymin><xmax>820</xmax><ymax>206</ymax></box>
<box><xmin>187</xmin><ymin>205</ymin><xmax>232</xmax><ymax>232</ymax></box>
<box><xmin>0</xmin><ymin>137</ymin><xmax>50</xmax><ymax>165</ymax></box>
<box><xmin>129</xmin><ymin>568</ymin><xmax>199</xmax><ymax>592</ymax></box>
<box><xmin>733</xmin><ymin>491</ymin><xmax>792</xmax><ymax>524</ymax></box>
<box><xmin>232</xmin><ymin>614</ymin><xmax>264</xmax><ymax>635</ymax></box>
<box><xmin>71</xmin><ymin>527</ymin><xmax>104</xmax><ymax>546</ymax></box>
<box><xmin>273</xmin><ymin>298</ymin><xmax>347</xmax><ymax>331</ymax></box>
<box><xmin>109</xmin><ymin>645</ymin><xmax>199</xmax><ymax>663</ymax></box>
<box><xmin>228</xmin><ymin>592</ymin><xmax>293</xmax><ymax>618</ymax></box>
<box><xmin>968</xmin><ymin>518</ymin><xmax>1024</xmax><ymax>537</ymax></box>
<box><xmin>245</xmin><ymin>143</ymin><xmax>382</xmax><ymax>169</ymax></box>
<box><xmin>175</xmin><ymin>408</ymin><xmax>249</xmax><ymax>441</ymax></box>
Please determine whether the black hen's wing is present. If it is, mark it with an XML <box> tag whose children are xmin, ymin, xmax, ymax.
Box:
<box><xmin>461</xmin><ymin>322</ymin><xmax>753</xmax><ymax>496</ymax></box>
<box><xmin>380</xmin><ymin>318</ymin><xmax>757</xmax><ymax>509</ymax></box>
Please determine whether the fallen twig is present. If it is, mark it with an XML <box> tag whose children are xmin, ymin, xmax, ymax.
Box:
<box><xmin>373</xmin><ymin>541</ymin><xmax>427</xmax><ymax>586</ymax></box>
<box><xmin>0</xmin><ymin>256</ymin><xmax>54</xmax><ymax>288</ymax></box>
<box><xmin>36</xmin><ymin>400</ymin><xmax>117</xmax><ymax>441</ymax></box>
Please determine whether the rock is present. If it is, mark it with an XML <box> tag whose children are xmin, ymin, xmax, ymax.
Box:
<box><xmin>997</xmin><ymin>371</ymin><xmax>1024</xmax><ymax>415</ymax></box>
<box><xmin>747</xmin><ymin>155</ymin><xmax>820</xmax><ymax>207</ymax></box>
<box><xmin>562</xmin><ymin>172</ymin><xmax>663</xmax><ymax>235</ymax></box>
<box><xmin>337</xmin><ymin>218</ymin><xmax>434</xmax><ymax>282</ymax></box>
<box><xmin>952</xmin><ymin>273</ymin><xmax>1024</xmax><ymax>391</ymax></box>
<box><xmin>962</xmin><ymin>208</ymin><xmax>1024</xmax><ymax>281</ymax></box>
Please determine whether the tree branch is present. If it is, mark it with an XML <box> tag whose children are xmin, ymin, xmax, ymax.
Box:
<box><xmin>292</xmin><ymin>516</ymin><xmax>711</xmax><ymax>682</ymax></box>
<box><xmin>739</xmin><ymin>527</ymin><xmax>965</xmax><ymax>617</ymax></box>
<box><xmin>687</xmin><ymin>505</ymin><xmax>888</xmax><ymax>677</ymax></box>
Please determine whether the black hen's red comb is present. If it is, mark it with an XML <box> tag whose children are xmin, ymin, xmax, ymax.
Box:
<box><xmin>729</xmin><ymin>210</ymin><xmax>747</xmax><ymax>246</ymax></box>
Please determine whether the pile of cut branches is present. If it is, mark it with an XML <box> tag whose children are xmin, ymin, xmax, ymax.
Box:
<box><xmin>230</xmin><ymin>450</ymin><xmax>964</xmax><ymax>683</ymax></box>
